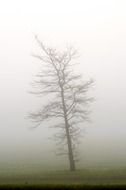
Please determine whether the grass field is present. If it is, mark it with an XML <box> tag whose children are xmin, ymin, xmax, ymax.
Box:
<box><xmin>0</xmin><ymin>166</ymin><xmax>126</xmax><ymax>186</ymax></box>
<box><xmin>0</xmin><ymin>184</ymin><xmax>126</xmax><ymax>190</ymax></box>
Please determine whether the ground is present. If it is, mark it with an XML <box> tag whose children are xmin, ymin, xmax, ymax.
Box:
<box><xmin>0</xmin><ymin>166</ymin><xmax>126</xmax><ymax>189</ymax></box>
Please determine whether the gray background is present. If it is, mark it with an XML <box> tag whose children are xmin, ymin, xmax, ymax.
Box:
<box><xmin>0</xmin><ymin>0</ymin><xmax>126</xmax><ymax>169</ymax></box>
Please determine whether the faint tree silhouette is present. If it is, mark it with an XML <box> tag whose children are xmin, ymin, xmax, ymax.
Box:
<box><xmin>29</xmin><ymin>36</ymin><xmax>94</xmax><ymax>171</ymax></box>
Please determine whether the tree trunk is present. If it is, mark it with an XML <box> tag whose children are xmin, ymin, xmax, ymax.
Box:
<box><xmin>65</xmin><ymin>120</ymin><xmax>76</xmax><ymax>171</ymax></box>
<box><xmin>60</xmin><ymin>87</ymin><xmax>76</xmax><ymax>171</ymax></box>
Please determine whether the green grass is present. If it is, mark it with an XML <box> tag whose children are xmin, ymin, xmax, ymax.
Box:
<box><xmin>0</xmin><ymin>184</ymin><xmax>126</xmax><ymax>189</ymax></box>
<box><xmin>0</xmin><ymin>167</ymin><xmax>126</xmax><ymax>186</ymax></box>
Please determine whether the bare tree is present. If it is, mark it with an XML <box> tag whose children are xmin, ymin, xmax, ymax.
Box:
<box><xmin>29</xmin><ymin>36</ymin><xmax>94</xmax><ymax>171</ymax></box>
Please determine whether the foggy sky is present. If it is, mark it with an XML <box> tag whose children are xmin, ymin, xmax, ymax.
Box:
<box><xmin>0</xmin><ymin>0</ymin><xmax>126</xmax><ymax>168</ymax></box>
